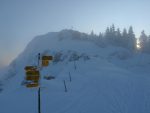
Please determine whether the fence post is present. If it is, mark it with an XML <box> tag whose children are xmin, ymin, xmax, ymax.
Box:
<box><xmin>69</xmin><ymin>72</ymin><xmax>71</xmax><ymax>82</ymax></box>
<box><xmin>63</xmin><ymin>80</ymin><xmax>67</xmax><ymax>92</ymax></box>
<box><xmin>74</xmin><ymin>61</ymin><xmax>76</xmax><ymax>70</ymax></box>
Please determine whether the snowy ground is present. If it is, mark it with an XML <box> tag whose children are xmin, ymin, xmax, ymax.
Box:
<box><xmin>0</xmin><ymin>55</ymin><xmax>150</xmax><ymax>113</ymax></box>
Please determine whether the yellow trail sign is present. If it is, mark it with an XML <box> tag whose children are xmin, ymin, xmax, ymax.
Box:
<box><xmin>25</xmin><ymin>70</ymin><xmax>40</xmax><ymax>81</ymax></box>
<box><xmin>26</xmin><ymin>71</ymin><xmax>40</xmax><ymax>76</ymax></box>
<box><xmin>26</xmin><ymin>76</ymin><xmax>40</xmax><ymax>81</ymax></box>
<box><xmin>24</xmin><ymin>66</ymin><xmax>37</xmax><ymax>71</ymax></box>
<box><xmin>42</xmin><ymin>56</ymin><xmax>53</xmax><ymax>60</ymax></box>
<box><xmin>24</xmin><ymin>55</ymin><xmax>53</xmax><ymax>88</ymax></box>
<box><xmin>42</xmin><ymin>60</ymin><xmax>49</xmax><ymax>66</ymax></box>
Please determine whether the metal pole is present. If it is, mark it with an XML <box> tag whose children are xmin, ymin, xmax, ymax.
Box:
<box><xmin>69</xmin><ymin>72</ymin><xmax>71</xmax><ymax>82</ymax></box>
<box><xmin>38</xmin><ymin>53</ymin><xmax>40</xmax><ymax>67</ymax></box>
<box><xmin>63</xmin><ymin>80</ymin><xmax>67</xmax><ymax>92</ymax></box>
<box><xmin>74</xmin><ymin>61</ymin><xmax>76</xmax><ymax>70</ymax></box>
<box><xmin>38</xmin><ymin>87</ymin><xmax>41</xmax><ymax>113</ymax></box>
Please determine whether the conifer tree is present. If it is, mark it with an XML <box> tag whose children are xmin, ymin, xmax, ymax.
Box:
<box><xmin>139</xmin><ymin>30</ymin><xmax>148</xmax><ymax>52</ymax></box>
<box><xmin>128</xmin><ymin>26</ymin><xmax>136</xmax><ymax>50</ymax></box>
<box><xmin>115</xmin><ymin>28</ymin><xmax>122</xmax><ymax>46</ymax></box>
<box><xmin>105</xmin><ymin>27</ymin><xmax>111</xmax><ymax>43</ymax></box>
<box><xmin>122</xmin><ymin>28</ymin><xmax>128</xmax><ymax>48</ymax></box>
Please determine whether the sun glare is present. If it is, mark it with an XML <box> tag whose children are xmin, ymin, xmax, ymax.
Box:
<box><xmin>136</xmin><ymin>38</ymin><xmax>141</xmax><ymax>49</ymax></box>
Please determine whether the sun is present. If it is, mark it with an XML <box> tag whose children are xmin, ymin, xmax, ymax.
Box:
<box><xmin>136</xmin><ymin>38</ymin><xmax>141</xmax><ymax>49</ymax></box>
<box><xmin>137</xmin><ymin>44</ymin><xmax>141</xmax><ymax>49</ymax></box>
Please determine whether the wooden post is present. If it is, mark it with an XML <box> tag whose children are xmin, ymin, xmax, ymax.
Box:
<box><xmin>38</xmin><ymin>87</ymin><xmax>41</xmax><ymax>113</ymax></box>
<box><xmin>69</xmin><ymin>72</ymin><xmax>71</xmax><ymax>82</ymax></box>
<box><xmin>63</xmin><ymin>80</ymin><xmax>67</xmax><ymax>92</ymax></box>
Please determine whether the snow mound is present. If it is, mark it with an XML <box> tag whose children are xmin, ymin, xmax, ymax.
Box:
<box><xmin>0</xmin><ymin>29</ymin><xmax>150</xmax><ymax>113</ymax></box>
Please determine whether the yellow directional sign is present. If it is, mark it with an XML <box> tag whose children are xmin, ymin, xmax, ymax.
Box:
<box><xmin>24</xmin><ymin>66</ymin><xmax>37</xmax><ymax>71</ymax></box>
<box><xmin>42</xmin><ymin>56</ymin><xmax>53</xmax><ymax>60</ymax></box>
<box><xmin>26</xmin><ymin>75</ymin><xmax>40</xmax><ymax>81</ymax></box>
<box><xmin>42</xmin><ymin>55</ymin><xmax>53</xmax><ymax>66</ymax></box>
<box><xmin>24</xmin><ymin>55</ymin><xmax>53</xmax><ymax>88</ymax></box>
<box><xmin>26</xmin><ymin>71</ymin><xmax>39</xmax><ymax>76</ymax></box>
<box><xmin>42</xmin><ymin>60</ymin><xmax>49</xmax><ymax>66</ymax></box>
<box><xmin>25</xmin><ymin>65</ymin><xmax>40</xmax><ymax>88</ymax></box>
<box><xmin>26</xmin><ymin>70</ymin><xmax>40</xmax><ymax>81</ymax></box>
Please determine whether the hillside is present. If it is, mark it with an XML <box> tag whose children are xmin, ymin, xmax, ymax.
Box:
<box><xmin>0</xmin><ymin>29</ymin><xmax>150</xmax><ymax>113</ymax></box>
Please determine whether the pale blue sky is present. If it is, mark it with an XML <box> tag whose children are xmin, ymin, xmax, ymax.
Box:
<box><xmin>0</xmin><ymin>0</ymin><xmax>150</xmax><ymax>67</ymax></box>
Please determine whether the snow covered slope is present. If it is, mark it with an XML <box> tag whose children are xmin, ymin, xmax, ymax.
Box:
<box><xmin>0</xmin><ymin>29</ymin><xmax>150</xmax><ymax>113</ymax></box>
